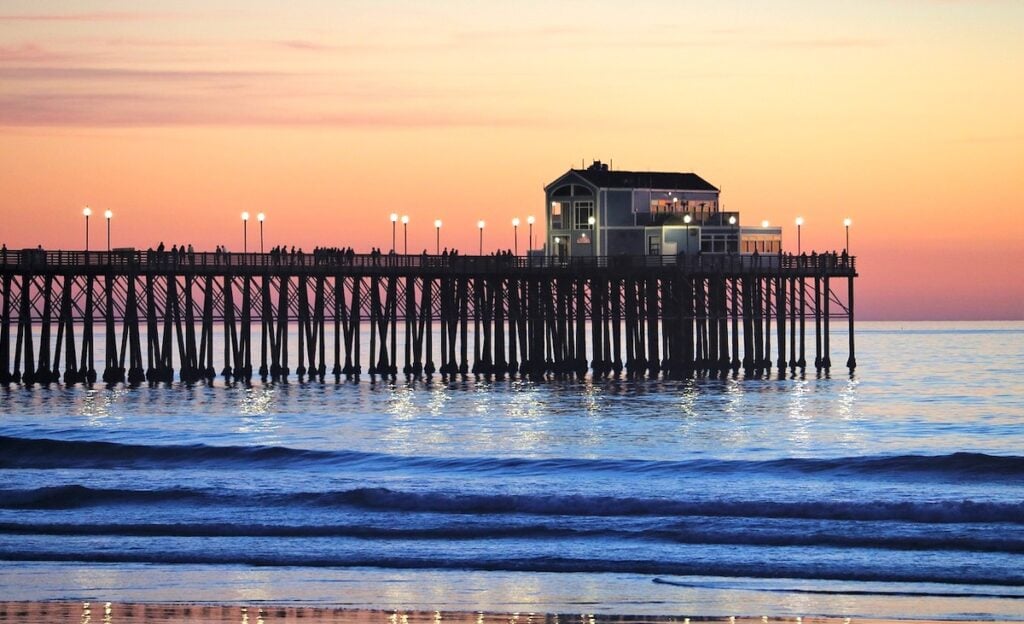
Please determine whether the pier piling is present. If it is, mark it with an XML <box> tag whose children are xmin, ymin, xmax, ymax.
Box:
<box><xmin>0</xmin><ymin>250</ymin><xmax>855</xmax><ymax>385</ymax></box>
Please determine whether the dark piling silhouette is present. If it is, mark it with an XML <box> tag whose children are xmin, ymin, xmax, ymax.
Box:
<box><xmin>0</xmin><ymin>249</ymin><xmax>856</xmax><ymax>385</ymax></box>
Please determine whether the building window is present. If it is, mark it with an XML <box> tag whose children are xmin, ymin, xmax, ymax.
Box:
<box><xmin>551</xmin><ymin>201</ymin><xmax>563</xmax><ymax>229</ymax></box>
<box><xmin>574</xmin><ymin>201</ymin><xmax>593</xmax><ymax>229</ymax></box>
<box><xmin>741</xmin><ymin>237</ymin><xmax>781</xmax><ymax>254</ymax></box>
<box><xmin>701</xmin><ymin>233</ymin><xmax>738</xmax><ymax>253</ymax></box>
<box><xmin>650</xmin><ymin>199</ymin><xmax>674</xmax><ymax>214</ymax></box>
<box><xmin>648</xmin><ymin>235</ymin><xmax>661</xmax><ymax>256</ymax></box>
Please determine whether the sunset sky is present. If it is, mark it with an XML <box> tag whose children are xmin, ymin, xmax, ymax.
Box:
<box><xmin>0</xmin><ymin>0</ymin><xmax>1021</xmax><ymax>319</ymax></box>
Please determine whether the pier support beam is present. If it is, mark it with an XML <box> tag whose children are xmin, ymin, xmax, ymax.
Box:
<box><xmin>0</xmin><ymin>250</ymin><xmax>856</xmax><ymax>384</ymax></box>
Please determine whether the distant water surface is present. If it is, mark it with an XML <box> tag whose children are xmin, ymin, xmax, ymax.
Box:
<box><xmin>0</xmin><ymin>321</ymin><xmax>1022</xmax><ymax>620</ymax></box>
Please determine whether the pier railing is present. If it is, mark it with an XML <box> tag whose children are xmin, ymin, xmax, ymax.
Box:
<box><xmin>0</xmin><ymin>249</ymin><xmax>855</xmax><ymax>276</ymax></box>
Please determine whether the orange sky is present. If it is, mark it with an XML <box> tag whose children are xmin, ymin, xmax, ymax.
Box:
<box><xmin>1</xmin><ymin>1</ymin><xmax>1021</xmax><ymax>319</ymax></box>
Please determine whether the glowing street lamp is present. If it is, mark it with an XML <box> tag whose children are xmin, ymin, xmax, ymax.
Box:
<box><xmin>527</xmin><ymin>215</ymin><xmax>535</xmax><ymax>252</ymax></box>
<box><xmin>728</xmin><ymin>215</ymin><xmax>737</xmax><ymax>225</ymax></box>
<box><xmin>683</xmin><ymin>214</ymin><xmax>693</xmax><ymax>255</ymax></box>
<box><xmin>477</xmin><ymin>220</ymin><xmax>485</xmax><ymax>255</ymax></box>
<box><xmin>257</xmin><ymin>212</ymin><xmax>265</xmax><ymax>253</ymax></box>
<box><xmin>104</xmin><ymin>210</ymin><xmax>113</xmax><ymax>252</ymax></box>
<box><xmin>795</xmin><ymin>216</ymin><xmax>804</xmax><ymax>254</ymax></box>
<box><xmin>512</xmin><ymin>217</ymin><xmax>520</xmax><ymax>255</ymax></box>
<box><xmin>82</xmin><ymin>207</ymin><xmax>92</xmax><ymax>251</ymax></box>
<box><xmin>844</xmin><ymin>217</ymin><xmax>852</xmax><ymax>253</ymax></box>
<box><xmin>401</xmin><ymin>215</ymin><xmax>409</xmax><ymax>254</ymax></box>
<box><xmin>761</xmin><ymin>219</ymin><xmax>770</xmax><ymax>228</ymax></box>
<box><xmin>434</xmin><ymin>219</ymin><xmax>442</xmax><ymax>254</ymax></box>
<box><xmin>587</xmin><ymin>215</ymin><xmax>596</xmax><ymax>256</ymax></box>
<box><xmin>390</xmin><ymin>213</ymin><xmax>398</xmax><ymax>252</ymax></box>
<box><xmin>241</xmin><ymin>211</ymin><xmax>250</xmax><ymax>253</ymax></box>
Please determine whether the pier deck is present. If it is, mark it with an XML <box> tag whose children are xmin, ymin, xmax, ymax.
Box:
<box><xmin>0</xmin><ymin>249</ymin><xmax>856</xmax><ymax>384</ymax></box>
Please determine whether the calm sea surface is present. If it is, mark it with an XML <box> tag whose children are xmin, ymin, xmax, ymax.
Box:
<box><xmin>1</xmin><ymin>322</ymin><xmax>1022</xmax><ymax>620</ymax></box>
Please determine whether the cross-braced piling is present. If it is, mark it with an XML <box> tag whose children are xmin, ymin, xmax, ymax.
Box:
<box><xmin>0</xmin><ymin>249</ymin><xmax>856</xmax><ymax>385</ymax></box>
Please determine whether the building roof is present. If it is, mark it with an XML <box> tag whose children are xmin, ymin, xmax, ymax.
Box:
<box><xmin>568</xmin><ymin>162</ymin><xmax>718</xmax><ymax>192</ymax></box>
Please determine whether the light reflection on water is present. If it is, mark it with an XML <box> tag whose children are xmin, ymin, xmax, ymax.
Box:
<box><xmin>1</xmin><ymin>322</ymin><xmax>1023</xmax><ymax>620</ymax></box>
<box><xmin>4</xmin><ymin>318</ymin><xmax>1022</xmax><ymax>456</ymax></box>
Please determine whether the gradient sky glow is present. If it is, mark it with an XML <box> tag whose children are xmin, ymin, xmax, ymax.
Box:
<box><xmin>1</xmin><ymin>0</ymin><xmax>1021</xmax><ymax>319</ymax></box>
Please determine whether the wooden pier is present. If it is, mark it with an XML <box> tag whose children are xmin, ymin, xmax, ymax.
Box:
<box><xmin>0</xmin><ymin>249</ymin><xmax>856</xmax><ymax>385</ymax></box>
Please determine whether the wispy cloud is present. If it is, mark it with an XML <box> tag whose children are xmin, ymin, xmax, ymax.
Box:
<box><xmin>0</xmin><ymin>66</ymin><xmax>289</xmax><ymax>82</ymax></box>
<box><xmin>0</xmin><ymin>11</ymin><xmax>179</xmax><ymax>22</ymax></box>
<box><xmin>275</xmin><ymin>39</ymin><xmax>337</xmax><ymax>52</ymax></box>
<box><xmin>763</xmin><ymin>37</ymin><xmax>887</xmax><ymax>49</ymax></box>
<box><xmin>0</xmin><ymin>65</ymin><xmax>542</xmax><ymax>128</ymax></box>
<box><xmin>0</xmin><ymin>43</ymin><xmax>67</xmax><ymax>63</ymax></box>
<box><xmin>0</xmin><ymin>92</ymin><xmax>542</xmax><ymax>128</ymax></box>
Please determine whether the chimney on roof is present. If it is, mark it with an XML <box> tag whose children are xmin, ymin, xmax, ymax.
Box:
<box><xmin>588</xmin><ymin>160</ymin><xmax>609</xmax><ymax>172</ymax></box>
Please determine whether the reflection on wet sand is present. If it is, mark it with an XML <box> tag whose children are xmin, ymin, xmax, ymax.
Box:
<box><xmin>0</xmin><ymin>603</ymin><xmax>1011</xmax><ymax>624</ymax></box>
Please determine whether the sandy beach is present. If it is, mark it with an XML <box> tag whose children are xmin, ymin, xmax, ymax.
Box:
<box><xmin>0</xmin><ymin>602</ymin><xmax>1018</xmax><ymax>624</ymax></box>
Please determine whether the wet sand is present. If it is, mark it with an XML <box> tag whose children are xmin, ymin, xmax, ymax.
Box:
<box><xmin>0</xmin><ymin>602</ymin><xmax>1016</xmax><ymax>624</ymax></box>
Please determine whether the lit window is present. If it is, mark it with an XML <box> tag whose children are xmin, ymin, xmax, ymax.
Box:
<box><xmin>574</xmin><ymin>201</ymin><xmax>593</xmax><ymax>229</ymax></box>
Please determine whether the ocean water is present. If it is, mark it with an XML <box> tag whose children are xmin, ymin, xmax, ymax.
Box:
<box><xmin>0</xmin><ymin>321</ymin><xmax>1022</xmax><ymax>620</ymax></box>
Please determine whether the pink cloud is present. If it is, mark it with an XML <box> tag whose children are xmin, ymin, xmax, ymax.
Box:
<box><xmin>0</xmin><ymin>11</ymin><xmax>179</xmax><ymax>22</ymax></box>
<box><xmin>0</xmin><ymin>87</ymin><xmax>544</xmax><ymax>129</ymax></box>
<box><xmin>0</xmin><ymin>43</ymin><xmax>67</xmax><ymax>62</ymax></box>
<box><xmin>0</xmin><ymin>66</ymin><xmax>288</xmax><ymax>82</ymax></box>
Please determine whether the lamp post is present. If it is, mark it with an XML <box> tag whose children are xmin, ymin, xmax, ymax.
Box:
<box><xmin>527</xmin><ymin>215</ymin><xmax>535</xmax><ymax>253</ymax></box>
<box><xmin>512</xmin><ymin>217</ymin><xmax>520</xmax><ymax>255</ymax></box>
<box><xmin>257</xmin><ymin>212</ymin><xmax>265</xmax><ymax>253</ymax></box>
<box><xmin>390</xmin><ymin>213</ymin><xmax>398</xmax><ymax>252</ymax></box>
<box><xmin>434</xmin><ymin>219</ymin><xmax>442</xmax><ymax>254</ymax></box>
<box><xmin>401</xmin><ymin>215</ymin><xmax>409</xmax><ymax>254</ymax></box>
<box><xmin>241</xmin><ymin>211</ymin><xmax>250</xmax><ymax>254</ymax></box>
<box><xmin>82</xmin><ymin>207</ymin><xmax>92</xmax><ymax>251</ymax></box>
<box><xmin>104</xmin><ymin>210</ymin><xmax>113</xmax><ymax>252</ymax></box>
<box><xmin>683</xmin><ymin>214</ymin><xmax>693</xmax><ymax>255</ymax></box>
<box><xmin>587</xmin><ymin>215</ymin><xmax>596</xmax><ymax>256</ymax></box>
<box><xmin>844</xmin><ymin>218</ymin><xmax>852</xmax><ymax>253</ymax></box>
<box><xmin>478</xmin><ymin>220</ymin><xmax>485</xmax><ymax>255</ymax></box>
<box><xmin>795</xmin><ymin>217</ymin><xmax>804</xmax><ymax>254</ymax></box>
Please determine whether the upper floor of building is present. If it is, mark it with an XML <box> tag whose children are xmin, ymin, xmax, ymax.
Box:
<box><xmin>544</xmin><ymin>161</ymin><xmax>781</xmax><ymax>257</ymax></box>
